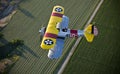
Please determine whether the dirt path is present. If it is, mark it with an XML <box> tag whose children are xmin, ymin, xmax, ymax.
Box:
<box><xmin>0</xmin><ymin>11</ymin><xmax>16</xmax><ymax>27</ymax></box>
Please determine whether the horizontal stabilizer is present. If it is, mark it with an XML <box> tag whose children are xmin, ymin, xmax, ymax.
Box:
<box><xmin>84</xmin><ymin>32</ymin><xmax>94</xmax><ymax>42</ymax></box>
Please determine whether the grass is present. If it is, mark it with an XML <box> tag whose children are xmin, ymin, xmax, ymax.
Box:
<box><xmin>62</xmin><ymin>0</ymin><xmax>120</xmax><ymax>74</ymax></box>
<box><xmin>0</xmin><ymin>0</ymin><xmax>102</xmax><ymax>74</ymax></box>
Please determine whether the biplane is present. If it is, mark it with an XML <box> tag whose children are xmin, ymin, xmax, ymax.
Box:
<box><xmin>39</xmin><ymin>5</ymin><xmax>98</xmax><ymax>59</ymax></box>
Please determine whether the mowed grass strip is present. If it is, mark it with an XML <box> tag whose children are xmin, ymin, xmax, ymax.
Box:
<box><xmin>1</xmin><ymin>0</ymin><xmax>100</xmax><ymax>74</ymax></box>
<box><xmin>54</xmin><ymin>0</ymin><xmax>100</xmax><ymax>73</ymax></box>
<box><xmin>63</xmin><ymin>0</ymin><xmax>120</xmax><ymax>74</ymax></box>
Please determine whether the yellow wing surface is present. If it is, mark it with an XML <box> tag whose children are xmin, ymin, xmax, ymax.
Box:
<box><xmin>84</xmin><ymin>24</ymin><xmax>95</xmax><ymax>42</ymax></box>
<box><xmin>40</xmin><ymin>6</ymin><xmax>64</xmax><ymax>49</ymax></box>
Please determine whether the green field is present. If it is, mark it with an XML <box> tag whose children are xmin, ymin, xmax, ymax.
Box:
<box><xmin>62</xmin><ymin>0</ymin><xmax>120</xmax><ymax>74</ymax></box>
<box><xmin>1</xmin><ymin>0</ymin><xmax>119</xmax><ymax>74</ymax></box>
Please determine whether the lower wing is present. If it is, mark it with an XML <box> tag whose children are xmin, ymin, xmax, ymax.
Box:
<box><xmin>47</xmin><ymin>37</ymin><xmax>65</xmax><ymax>59</ymax></box>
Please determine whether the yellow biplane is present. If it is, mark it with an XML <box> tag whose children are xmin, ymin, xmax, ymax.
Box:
<box><xmin>39</xmin><ymin>5</ymin><xmax>98</xmax><ymax>59</ymax></box>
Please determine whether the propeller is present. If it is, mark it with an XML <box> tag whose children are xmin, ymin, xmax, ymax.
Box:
<box><xmin>39</xmin><ymin>25</ymin><xmax>46</xmax><ymax>43</ymax></box>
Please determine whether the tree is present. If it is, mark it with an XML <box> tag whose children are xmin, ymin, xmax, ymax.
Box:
<box><xmin>9</xmin><ymin>39</ymin><xmax>24</xmax><ymax>47</ymax></box>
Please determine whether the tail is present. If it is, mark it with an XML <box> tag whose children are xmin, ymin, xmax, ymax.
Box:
<box><xmin>84</xmin><ymin>24</ymin><xmax>98</xmax><ymax>42</ymax></box>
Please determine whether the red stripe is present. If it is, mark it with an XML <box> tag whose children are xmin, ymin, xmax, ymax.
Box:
<box><xmin>51</xmin><ymin>13</ymin><xmax>63</xmax><ymax>18</ymax></box>
<box><xmin>44</xmin><ymin>33</ymin><xmax>58</xmax><ymax>39</ymax></box>
<box><xmin>70</xmin><ymin>30</ymin><xmax>78</xmax><ymax>34</ymax></box>
<box><xmin>70</xmin><ymin>30</ymin><xmax>78</xmax><ymax>37</ymax></box>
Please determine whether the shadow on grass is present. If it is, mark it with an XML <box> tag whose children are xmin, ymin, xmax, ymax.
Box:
<box><xmin>17</xmin><ymin>5</ymin><xmax>34</xmax><ymax>19</ymax></box>
<box><xmin>17</xmin><ymin>45</ymin><xmax>40</xmax><ymax>59</ymax></box>
<box><xmin>0</xmin><ymin>37</ymin><xmax>8</xmax><ymax>44</ymax></box>
<box><xmin>0</xmin><ymin>38</ymin><xmax>40</xmax><ymax>60</ymax></box>
<box><xmin>0</xmin><ymin>38</ymin><xmax>11</xmax><ymax>59</ymax></box>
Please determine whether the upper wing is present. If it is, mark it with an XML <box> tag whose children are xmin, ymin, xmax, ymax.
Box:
<box><xmin>47</xmin><ymin>37</ymin><xmax>65</xmax><ymax>59</ymax></box>
<box><xmin>60</xmin><ymin>15</ymin><xmax>69</xmax><ymax>29</ymax></box>
<box><xmin>40</xmin><ymin>5</ymin><xmax>64</xmax><ymax>49</ymax></box>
